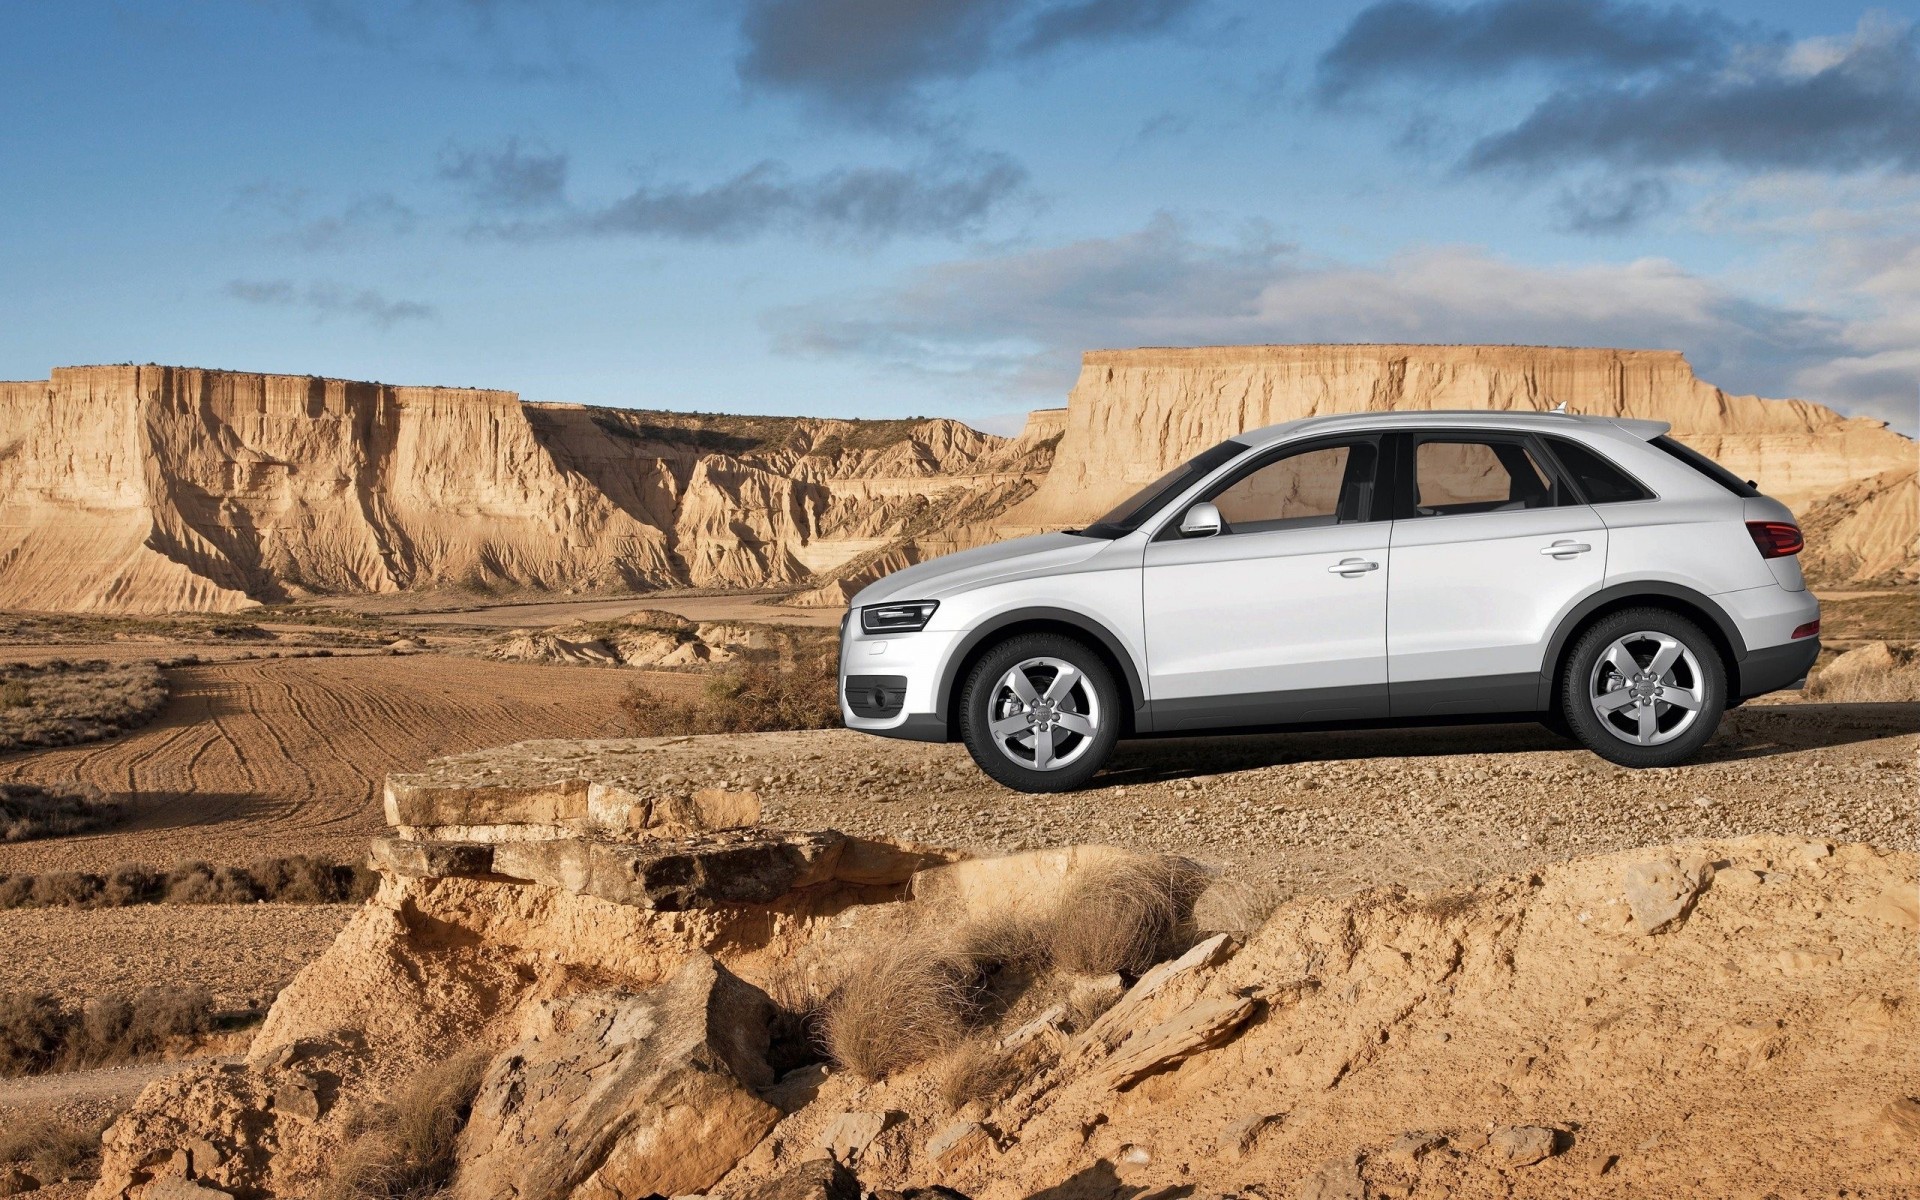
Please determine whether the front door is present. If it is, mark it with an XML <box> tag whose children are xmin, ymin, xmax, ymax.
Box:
<box><xmin>1387</xmin><ymin>432</ymin><xmax>1608</xmax><ymax>716</ymax></box>
<box><xmin>1143</xmin><ymin>437</ymin><xmax>1390</xmax><ymax>732</ymax></box>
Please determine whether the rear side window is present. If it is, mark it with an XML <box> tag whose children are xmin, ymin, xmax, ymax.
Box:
<box><xmin>1407</xmin><ymin>437</ymin><xmax>1559</xmax><ymax>517</ymax></box>
<box><xmin>1651</xmin><ymin>435</ymin><xmax>1759</xmax><ymax>498</ymax></box>
<box><xmin>1544</xmin><ymin>437</ymin><xmax>1655</xmax><ymax>504</ymax></box>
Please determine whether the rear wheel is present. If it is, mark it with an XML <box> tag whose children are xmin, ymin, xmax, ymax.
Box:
<box><xmin>959</xmin><ymin>633</ymin><xmax>1121</xmax><ymax>793</ymax></box>
<box><xmin>1559</xmin><ymin>607</ymin><xmax>1726</xmax><ymax>768</ymax></box>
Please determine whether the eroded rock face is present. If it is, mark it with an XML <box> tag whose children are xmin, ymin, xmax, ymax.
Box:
<box><xmin>0</xmin><ymin>366</ymin><xmax>1049</xmax><ymax>614</ymax></box>
<box><xmin>451</xmin><ymin>956</ymin><xmax>781</xmax><ymax>1200</ymax></box>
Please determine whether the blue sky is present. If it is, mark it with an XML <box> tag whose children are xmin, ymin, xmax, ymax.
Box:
<box><xmin>2</xmin><ymin>0</ymin><xmax>1916</xmax><ymax>433</ymax></box>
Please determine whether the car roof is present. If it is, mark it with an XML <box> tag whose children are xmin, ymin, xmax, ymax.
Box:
<box><xmin>1234</xmin><ymin>410</ymin><xmax>1671</xmax><ymax>450</ymax></box>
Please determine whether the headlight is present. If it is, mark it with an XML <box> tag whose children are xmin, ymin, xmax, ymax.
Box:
<box><xmin>861</xmin><ymin>600</ymin><xmax>938</xmax><ymax>634</ymax></box>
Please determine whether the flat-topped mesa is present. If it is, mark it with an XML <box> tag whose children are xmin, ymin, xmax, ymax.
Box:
<box><xmin>1007</xmin><ymin>343</ymin><xmax>1917</xmax><ymax>529</ymax></box>
<box><xmin>374</xmin><ymin>737</ymin><xmax>957</xmax><ymax>910</ymax></box>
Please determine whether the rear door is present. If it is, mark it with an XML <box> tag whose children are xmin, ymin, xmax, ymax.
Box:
<box><xmin>1386</xmin><ymin>431</ymin><xmax>1608</xmax><ymax>716</ymax></box>
<box><xmin>1142</xmin><ymin>435</ymin><xmax>1390</xmax><ymax>731</ymax></box>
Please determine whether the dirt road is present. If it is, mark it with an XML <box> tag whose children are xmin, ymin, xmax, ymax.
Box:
<box><xmin>0</xmin><ymin>655</ymin><xmax>673</xmax><ymax>871</ymax></box>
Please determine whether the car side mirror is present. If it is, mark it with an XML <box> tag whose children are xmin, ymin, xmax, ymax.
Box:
<box><xmin>1179</xmin><ymin>501</ymin><xmax>1222</xmax><ymax>538</ymax></box>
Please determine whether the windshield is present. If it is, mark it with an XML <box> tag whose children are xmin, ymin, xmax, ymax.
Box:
<box><xmin>1076</xmin><ymin>439</ymin><xmax>1248</xmax><ymax>538</ymax></box>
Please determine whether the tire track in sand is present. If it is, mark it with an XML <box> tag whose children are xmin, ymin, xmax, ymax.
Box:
<box><xmin>0</xmin><ymin>655</ymin><xmax>670</xmax><ymax>871</ymax></box>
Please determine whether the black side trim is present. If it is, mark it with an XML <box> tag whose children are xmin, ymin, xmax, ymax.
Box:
<box><xmin>935</xmin><ymin>607</ymin><xmax>1148</xmax><ymax>726</ymax></box>
<box><xmin>1147</xmin><ymin>682</ymin><xmax>1388</xmax><ymax>732</ymax></box>
<box><xmin>844</xmin><ymin>674</ymin><xmax>909</xmax><ymax>719</ymax></box>
<box><xmin>1391</xmin><ymin>672</ymin><xmax>1540</xmax><ymax>718</ymax></box>
<box><xmin>1737</xmin><ymin>638</ymin><xmax>1819</xmax><ymax>699</ymax></box>
<box><xmin>1535</xmin><ymin>582</ymin><xmax>1750</xmax><ymax>710</ymax></box>
<box><xmin>858</xmin><ymin>713</ymin><xmax>949</xmax><ymax>742</ymax></box>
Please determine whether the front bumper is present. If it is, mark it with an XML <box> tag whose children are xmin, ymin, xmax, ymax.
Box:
<box><xmin>838</xmin><ymin>619</ymin><xmax>965</xmax><ymax>741</ymax></box>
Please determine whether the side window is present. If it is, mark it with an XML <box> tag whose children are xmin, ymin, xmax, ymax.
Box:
<box><xmin>1207</xmin><ymin>441</ymin><xmax>1378</xmax><ymax>535</ymax></box>
<box><xmin>1546</xmin><ymin>438</ymin><xmax>1654</xmax><ymax>504</ymax></box>
<box><xmin>1409</xmin><ymin>438</ymin><xmax>1557</xmax><ymax>517</ymax></box>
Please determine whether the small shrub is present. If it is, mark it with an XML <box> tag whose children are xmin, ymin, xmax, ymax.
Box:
<box><xmin>823</xmin><ymin>932</ymin><xmax>975</xmax><ymax>1080</ymax></box>
<box><xmin>29</xmin><ymin>871</ymin><xmax>103</xmax><ymax>909</ymax></box>
<box><xmin>0</xmin><ymin>875</ymin><xmax>33</xmax><ymax>909</ymax></box>
<box><xmin>0</xmin><ymin>680</ymin><xmax>30</xmax><ymax>708</ymax></box>
<box><xmin>1049</xmin><ymin>854</ymin><xmax>1209</xmax><ymax>978</ymax></box>
<box><xmin>0</xmin><ymin>989</ymin><xmax>216</xmax><ymax>1078</ymax></box>
<box><xmin>165</xmin><ymin>861</ymin><xmax>261</xmax><ymax>905</ymax></box>
<box><xmin>0</xmin><ymin>781</ymin><xmax>127</xmax><ymax>842</ymax></box>
<box><xmin>937</xmin><ymin>1037</ymin><xmax>1022</xmax><ymax>1112</ymax></box>
<box><xmin>0</xmin><ymin>993</ymin><xmax>66</xmax><ymax>1075</ymax></box>
<box><xmin>0</xmin><ymin>857</ymin><xmax>369</xmax><ymax>910</ymax></box>
<box><xmin>621</xmin><ymin>650</ymin><xmax>839</xmax><ymax>736</ymax></box>
<box><xmin>316</xmin><ymin>1051</ymin><xmax>490</xmax><ymax>1200</ymax></box>
<box><xmin>0</xmin><ymin>1114</ymin><xmax>104</xmax><ymax>1183</ymax></box>
<box><xmin>101</xmin><ymin>863</ymin><xmax>166</xmax><ymax>906</ymax></box>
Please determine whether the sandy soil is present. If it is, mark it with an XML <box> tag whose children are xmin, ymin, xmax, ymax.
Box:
<box><xmin>0</xmin><ymin>904</ymin><xmax>354</xmax><ymax>1010</ymax></box>
<box><xmin>0</xmin><ymin>656</ymin><xmax>679</xmax><ymax>872</ymax></box>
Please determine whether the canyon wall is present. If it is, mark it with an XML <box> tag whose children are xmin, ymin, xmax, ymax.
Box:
<box><xmin>0</xmin><ymin>366</ymin><xmax>1050</xmax><ymax>614</ymax></box>
<box><xmin>990</xmin><ymin>344</ymin><xmax>1915</xmax><ymax>588</ymax></box>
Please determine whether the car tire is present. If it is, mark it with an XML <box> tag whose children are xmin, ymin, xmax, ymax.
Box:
<box><xmin>1559</xmin><ymin>607</ymin><xmax>1727</xmax><ymax>768</ymax></box>
<box><xmin>959</xmin><ymin>633</ymin><xmax>1122</xmax><ymax>793</ymax></box>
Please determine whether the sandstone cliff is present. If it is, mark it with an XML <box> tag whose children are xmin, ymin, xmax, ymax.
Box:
<box><xmin>998</xmin><ymin>345</ymin><xmax>1916</xmax><ymax>588</ymax></box>
<box><xmin>0</xmin><ymin>367</ymin><xmax>1048</xmax><ymax>614</ymax></box>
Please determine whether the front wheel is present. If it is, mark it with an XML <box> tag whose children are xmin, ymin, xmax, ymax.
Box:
<box><xmin>1559</xmin><ymin>608</ymin><xmax>1727</xmax><ymax>768</ymax></box>
<box><xmin>959</xmin><ymin>634</ymin><xmax>1122</xmax><ymax>793</ymax></box>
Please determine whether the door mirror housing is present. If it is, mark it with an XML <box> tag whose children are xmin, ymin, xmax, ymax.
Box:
<box><xmin>1179</xmin><ymin>501</ymin><xmax>1223</xmax><ymax>538</ymax></box>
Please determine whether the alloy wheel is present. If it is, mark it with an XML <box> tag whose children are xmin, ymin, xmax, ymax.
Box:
<box><xmin>985</xmin><ymin>656</ymin><xmax>1102</xmax><ymax>771</ymax></box>
<box><xmin>1587</xmin><ymin>630</ymin><xmax>1706</xmax><ymax>747</ymax></box>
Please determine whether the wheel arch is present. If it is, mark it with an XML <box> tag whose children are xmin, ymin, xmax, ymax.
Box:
<box><xmin>1540</xmin><ymin>581</ymin><xmax>1749</xmax><ymax>710</ymax></box>
<box><xmin>936</xmin><ymin>608</ymin><xmax>1145</xmax><ymax>741</ymax></box>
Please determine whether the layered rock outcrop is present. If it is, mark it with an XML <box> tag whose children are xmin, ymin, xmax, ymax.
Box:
<box><xmin>999</xmin><ymin>345</ymin><xmax>1916</xmax><ymax>587</ymax></box>
<box><xmin>0</xmin><ymin>367</ymin><xmax>1051</xmax><ymax>614</ymax></box>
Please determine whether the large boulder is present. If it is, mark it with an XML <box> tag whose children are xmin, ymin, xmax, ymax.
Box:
<box><xmin>451</xmin><ymin>955</ymin><xmax>780</xmax><ymax>1200</ymax></box>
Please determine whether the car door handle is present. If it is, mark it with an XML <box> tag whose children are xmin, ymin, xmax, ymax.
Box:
<box><xmin>1540</xmin><ymin>541</ymin><xmax>1592</xmax><ymax>557</ymax></box>
<box><xmin>1328</xmin><ymin>558</ymin><xmax>1379</xmax><ymax>575</ymax></box>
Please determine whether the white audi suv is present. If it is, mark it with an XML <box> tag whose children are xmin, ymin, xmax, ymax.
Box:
<box><xmin>838</xmin><ymin>411</ymin><xmax>1821</xmax><ymax>792</ymax></box>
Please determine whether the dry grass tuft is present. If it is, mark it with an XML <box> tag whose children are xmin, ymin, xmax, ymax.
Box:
<box><xmin>620</xmin><ymin>648</ymin><xmax>839</xmax><ymax>735</ymax></box>
<box><xmin>937</xmin><ymin>1037</ymin><xmax>1024</xmax><ymax>1112</ymax></box>
<box><xmin>822</xmin><ymin>931</ymin><xmax>977</xmax><ymax>1080</ymax></box>
<box><xmin>0</xmin><ymin>781</ymin><xmax>127</xmax><ymax>843</ymax></box>
<box><xmin>1806</xmin><ymin>643</ymin><xmax>1920</xmax><ymax>704</ymax></box>
<box><xmin>1192</xmin><ymin>875</ymin><xmax>1288</xmax><ymax>937</ymax></box>
<box><xmin>0</xmin><ymin>988</ymin><xmax>217</xmax><ymax>1077</ymax></box>
<box><xmin>0</xmin><ymin>660</ymin><xmax>167</xmax><ymax>752</ymax></box>
<box><xmin>316</xmin><ymin>1050</ymin><xmax>490</xmax><ymax>1200</ymax></box>
<box><xmin>1048</xmin><ymin>853</ymin><xmax>1210</xmax><ymax>977</ymax></box>
<box><xmin>0</xmin><ymin>1114</ymin><xmax>106</xmax><ymax>1183</ymax></box>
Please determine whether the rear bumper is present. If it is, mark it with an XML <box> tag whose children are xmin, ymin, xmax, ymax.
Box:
<box><xmin>1737</xmin><ymin>637</ymin><xmax>1820</xmax><ymax>699</ymax></box>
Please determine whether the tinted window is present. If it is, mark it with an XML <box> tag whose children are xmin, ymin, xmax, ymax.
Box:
<box><xmin>1651</xmin><ymin>435</ymin><xmax>1759</xmax><ymax>498</ymax></box>
<box><xmin>1409</xmin><ymin>438</ymin><xmax>1557</xmax><ymax>517</ymax></box>
<box><xmin>1078</xmin><ymin>439</ymin><xmax>1247</xmax><ymax>538</ymax></box>
<box><xmin>1546</xmin><ymin>438</ymin><xmax>1654</xmax><ymax>504</ymax></box>
<box><xmin>1207</xmin><ymin>441</ymin><xmax>1379</xmax><ymax>535</ymax></box>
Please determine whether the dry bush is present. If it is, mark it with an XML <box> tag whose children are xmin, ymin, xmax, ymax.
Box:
<box><xmin>0</xmin><ymin>1113</ymin><xmax>105</xmax><ymax>1183</ymax></box>
<box><xmin>316</xmin><ymin>1050</ymin><xmax>490</xmax><ymax>1200</ymax></box>
<box><xmin>0</xmin><ymin>988</ymin><xmax>216</xmax><ymax>1077</ymax></box>
<box><xmin>165</xmin><ymin>861</ymin><xmax>262</xmax><ymax>905</ymax></box>
<box><xmin>0</xmin><ymin>781</ymin><xmax>127</xmax><ymax>843</ymax></box>
<box><xmin>102</xmin><ymin>863</ymin><xmax>166</xmax><ymax>906</ymax></box>
<box><xmin>1048</xmin><ymin>854</ymin><xmax>1210</xmax><ymax>977</ymax></box>
<box><xmin>0</xmin><ymin>857</ymin><xmax>371</xmax><ymax>911</ymax></box>
<box><xmin>251</xmin><ymin>855</ymin><xmax>376</xmax><ymax>903</ymax></box>
<box><xmin>1191</xmin><ymin>875</ymin><xmax>1288</xmax><ymax>938</ymax></box>
<box><xmin>620</xmin><ymin>649</ymin><xmax>839</xmax><ymax>736</ymax></box>
<box><xmin>1806</xmin><ymin>644</ymin><xmax>1920</xmax><ymax>704</ymax></box>
<box><xmin>0</xmin><ymin>660</ymin><xmax>167</xmax><ymax>753</ymax></box>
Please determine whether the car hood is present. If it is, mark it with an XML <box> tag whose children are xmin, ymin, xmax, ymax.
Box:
<box><xmin>848</xmin><ymin>532</ymin><xmax>1109</xmax><ymax>609</ymax></box>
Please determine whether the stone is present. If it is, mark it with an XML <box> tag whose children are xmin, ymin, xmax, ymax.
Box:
<box><xmin>1081</xmin><ymin>933</ymin><xmax>1239</xmax><ymax>1050</ymax></box>
<box><xmin>685</xmin><ymin>787</ymin><xmax>763</xmax><ymax>830</ymax></box>
<box><xmin>1385</xmin><ymin>1130</ymin><xmax>1445</xmax><ymax>1164</ymax></box>
<box><xmin>1219</xmin><ymin>1112</ymin><xmax>1284</xmax><ymax>1159</ymax></box>
<box><xmin>1856</xmin><ymin>887</ymin><xmax>1920</xmax><ymax>932</ymax></box>
<box><xmin>1623</xmin><ymin>858</ymin><xmax>1711</xmax><ymax>935</ymax></box>
<box><xmin>1090</xmin><ymin>994</ymin><xmax>1258</xmax><ymax>1091</ymax></box>
<box><xmin>925</xmin><ymin>1120</ymin><xmax>993</xmax><ymax>1171</ymax></box>
<box><xmin>1067</xmin><ymin>973</ymin><xmax>1126</xmax><ymax>1021</ymax></box>
<box><xmin>492</xmin><ymin>837</ymin><xmax>594</xmax><ymax>894</ymax></box>
<box><xmin>1488</xmin><ymin>1125</ymin><xmax>1562</xmax><ymax>1166</ymax></box>
<box><xmin>815</xmin><ymin>1110</ymin><xmax>901</xmax><ymax>1163</ymax></box>
<box><xmin>450</xmin><ymin>955</ymin><xmax>780</xmax><ymax>1200</ymax></box>
<box><xmin>1298</xmin><ymin>1153</ymin><xmax>1367</xmax><ymax>1200</ymax></box>
<box><xmin>586</xmin><ymin>831</ymin><xmax>846</xmax><ymax>910</ymax></box>
<box><xmin>0</xmin><ymin>1169</ymin><xmax>39</xmax><ymax>1197</ymax></box>
<box><xmin>368</xmin><ymin>836</ymin><xmax>494</xmax><ymax>879</ymax></box>
<box><xmin>386</xmin><ymin>774</ymin><xmax>592</xmax><ymax>830</ymax></box>
<box><xmin>736</xmin><ymin>1157</ymin><xmax>861</xmax><ymax>1200</ymax></box>
<box><xmin>271</xmin><ymin>1079</ymin><xmax>322</xmax><ymax>1123</ymax></box>
<box><xmin>1000</xmin><ymin>1004</ymin><xmax>1068</xmax><ymax>1051</ymax></box>
<box><xmin>1877</xmin><ymin>1097</ymin><xmax>1920</xmax><ymax>1138</ymax></box>
<box><xmin>1777</xmin><ymin>946</ymin><xmax>1845</xmax><ymax>972</ymax></box>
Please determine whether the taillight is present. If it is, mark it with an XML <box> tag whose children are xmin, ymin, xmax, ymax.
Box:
<box><xmin>1746</xmin><ymin>521</ymin><xmax>1803</xmax><ymax>559</ymax></box>
<box><xmin>1791</xmin><ymin>620</ymin><xmax>1820</xmax><ymax>640</ymax></box>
